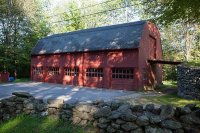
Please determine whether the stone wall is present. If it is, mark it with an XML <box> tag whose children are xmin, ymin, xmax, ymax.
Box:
<box><xmin>177</xmin><ymin>65</ymin><xmax>200</xmax><ymax>100</ymax></box>
<box><xmin>0</xmin><ymin>92</ymin><xmax>200</xmax><ymax>133</ymax></box>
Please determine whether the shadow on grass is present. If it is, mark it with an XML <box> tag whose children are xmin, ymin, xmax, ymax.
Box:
<box><xmin>14</xmin><ymin>78</ymin><xmax>31</xmax><ymax>83</ymax></box>
<box><xmin>147</xmin><ymin>93</ymin><xmax>200</xmax><ymax>107</ymax></box>
<box><xmin>0</xmin><ymin>115</ymin><xmax>85</xmax><ymax>133</ymax></box>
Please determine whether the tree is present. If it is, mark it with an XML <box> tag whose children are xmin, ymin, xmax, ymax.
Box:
<box><xmin>141</xmin><ymin>0</ymin><xmax>200</xmax><ymax>25</ymax></box>
<box><xmin>0</xmin><ymin>0</ymin><xmax>51</xmax><ymax>78</ymax></box>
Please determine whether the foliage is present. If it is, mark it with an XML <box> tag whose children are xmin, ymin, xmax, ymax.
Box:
<box><xmin>185</xmin><ymin>60</ymin><xmax>200</xmax><ymax>67</ymax></box>
<box><xmin>0</xmin><ymin>0</ymin><xmax>51</xmax><ymax>78</ymax></box>
<box><xmin>14</xmin><ymin>78</ymin><xmax>30</xmax><ymax>83</ymax></box>
<box><xmin>141</xmin><ymin>0</ymin><xmax>200</xmax><ymax>25</ymax></box>
<box><xmin>0</xmin><ymin>115</ymin><xmax>85</xmax><ymax>133</ymax></box>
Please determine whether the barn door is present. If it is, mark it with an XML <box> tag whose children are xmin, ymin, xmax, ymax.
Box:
<box><xmin>149</xmin><ymin>36</ymin><xmax>156</xmax><ymax>59</ymax></box>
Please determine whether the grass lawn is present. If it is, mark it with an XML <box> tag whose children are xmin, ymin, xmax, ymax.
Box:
<box><xmin>14</xmin><ymin>78</ymin><xmax>30</xmax><ymax>83</ymax></box>
<box><xmin>146</xmin><ymin>93</ymin><xmax>200</xmax><ymax>107</ymax></box>
<box><xmin>0</xmin><ymin>115</ymin><xmax>89</xmax><ymax>133</ymax></box>
<box><xmin>148</xmin><ymin>80</ymin><xmax>200</xmax><ymax>107</ymax></box>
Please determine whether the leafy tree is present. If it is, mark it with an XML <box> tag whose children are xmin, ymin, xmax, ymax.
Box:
<box><xmin>0</xmin><ymin>0</ymin><xmax>51</xmax><ymax>78</ymax></box>
<box><xmin>141</xmin><ymin>0</ymin><xmax>200</xmax><ymax>25</ymax></box>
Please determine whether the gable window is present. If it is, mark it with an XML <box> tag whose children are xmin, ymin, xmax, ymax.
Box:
<box><xmin>64</xmin><ymin>67</ymin><xmax>79</xmax><ymax>76</ymax></box>
<box><xmin>48</xmin><ymin>67</ymin><xmax>59</xmax><ymax>76</ymax></box>
<box><xmin>86</xmin><ymin>68</ymin><xmax>103</xmax><ymax>77</ymax></box>
<box><xmin>33</xmin><ymin>67</ymin><xmax>43</xmax><ymax>75</ymax></box>
<box><xmin>112</xmin><ymin>68</ymin><xmax>134</xmax><ymax>79</ymax></box>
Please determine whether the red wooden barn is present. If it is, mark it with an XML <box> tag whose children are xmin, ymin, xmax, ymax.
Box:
<box><xmin>31</xmin><ymin>20</ymin><xmax>162</xmax><ymax>91</ymax></box>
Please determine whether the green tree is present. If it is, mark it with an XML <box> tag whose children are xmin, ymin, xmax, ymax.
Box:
<box><xmin>0</xmin><ymin>0</ymin><xmax>51</xmax><ymax>78</ymax></box>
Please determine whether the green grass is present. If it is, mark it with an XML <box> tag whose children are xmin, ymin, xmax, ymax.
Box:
<box><xmin>146</xmin><ymin>93</ymin><xmax>200</xmax><ymax>107</ymax></box>
<box><xmin>155</xmin><ymin>80</ymin><xmax>177</xmax><ymax>90</ymax></box>
<box><xmin>14</xmin><ymin>78</ymin><xmax>30</xmax><ymax>83</ymax></box>
<box><xmin>0</xmin><ymin>115</ymin><xmax>86</xmax><ymax>133</ymax></box>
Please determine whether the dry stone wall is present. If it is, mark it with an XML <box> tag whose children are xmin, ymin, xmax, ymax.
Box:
<box><xmin>0</xmin><ymin>92</ymin><xmax>200</xmax><ymax>133</ymax></box>
<box><xmin>177</xmin><ymin>65</ymin><xmax>200</xmax><ymax>100</ymax></box>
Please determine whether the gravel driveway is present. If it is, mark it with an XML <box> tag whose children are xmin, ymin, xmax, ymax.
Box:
<box><xmin>0</xmin><ymin>82</ymin><xmax>160</xmax><ymax>103</ymax></box>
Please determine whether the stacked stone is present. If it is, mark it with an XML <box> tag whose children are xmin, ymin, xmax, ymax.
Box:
<box><xmin>177</xmin><ymin>65</ymin><xmax>200</xmax><ymax>100</ymax></box>
<box><xmin>0</xmin><ymin>92</ymin><xmax>34</xmax><ymax>122</ymax></box>
<box><xmin>0</xmin><ymin>92</ymin><xmax>200</xmax><ymax>133</ymax></box>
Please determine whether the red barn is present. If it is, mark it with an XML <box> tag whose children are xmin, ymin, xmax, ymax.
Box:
<box><xmin>31</xmin><ymin>20</ymin><xmax>162</xmax><ymax>91</ymax></box>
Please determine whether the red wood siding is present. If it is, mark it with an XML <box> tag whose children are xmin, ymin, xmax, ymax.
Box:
<box><xmin>138</xmin><ymin>22</ymin><xmax>162</xmax><ymax>89</ymax></box>
<box><xmin>31</xmin><ymin>50</ymin><xmax>139</xmax><ymax>91</ymax></box>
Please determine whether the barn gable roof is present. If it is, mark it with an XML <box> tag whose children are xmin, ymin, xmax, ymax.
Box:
<box><xmin>31</xmin><ymin>20</ymin><xmax>146</xmax><ymax>55</ymax></box>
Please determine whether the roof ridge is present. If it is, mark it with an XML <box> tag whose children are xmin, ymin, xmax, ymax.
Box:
<box><xmin>42</xmin><ymin>20</ymin><xmax>146</xmax><ymax>40</ymax></box>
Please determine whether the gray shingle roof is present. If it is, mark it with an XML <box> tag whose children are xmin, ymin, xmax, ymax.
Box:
<box><xmin>31</xmin><ymin>20</ymin><xmax>146</xmax><ymax>55</ymax></box>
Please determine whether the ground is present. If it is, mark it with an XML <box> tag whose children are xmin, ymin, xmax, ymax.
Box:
<box><xmin>0</xmin><ymin>81</ymin><xmax>199</xmax><ymax>106</ymax></box>
<box><xmin>0</xmin><ymin>82</ymin><xmax>159</xmax><ymax>103</ymax></box>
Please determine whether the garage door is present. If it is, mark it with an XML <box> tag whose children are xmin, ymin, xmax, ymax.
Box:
<box><xmin>32</xmin><ymin>66</ymin><xmax>44</xmax><ymax>82</ymax></box>
<box><xmin>85</xmin><ymin>68</ymin><xmax>103</xmax><ymax>88</ymax></box>
<box><xmin>111</xmin><ymin>68</ymin><xmax>135</xmax><ymax>91</ymax></box>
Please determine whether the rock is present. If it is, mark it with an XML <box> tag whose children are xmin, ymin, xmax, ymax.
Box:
<box><xmin>180</xmin><ymin>107</ymin><xmax>191</xmax><ymax>115</ymax></box>
<box><xmin>117</xmin><ymin>104</ymin><xmax>130</xmax><ymax>113</ymax></box>
<box><xmin>16</xmin><ymin>104</ymin><xmax>23</xmax><ymax>110</ymax></box>
<box><xmin>180</xmin><ymin>114</ymin><xmax>200</xmax><ymax>124</ymax></box>
<box><xmin>106</xmin><ymin>125</ymin><xmax>116</xmax><ymax>133</ymax></box>
<box><xmin>145</xmin><ymin>104</ymin><xmax>155</xmax><ymax>112</ymax></box>
<box><xmin>72</xmin><ymin>116</ymin><xmax>81</xmax><ymax>124</ymax></box>
<box><xmin>99</xmin><ymin>118</ymin><xmax>110</xmax><ymax>123</ymax></box>
<box><xmin>41</xmin><ymin>111</ymin><xmax>48</xmax><ymax>116</ymax></box>
<box><xmin>174</xmin><ymin>129</ymin><xmax>184</xmax><ymax>133</ymax></box>
<box><xmin>149</xmin><ymin>115</ymin><xmax>162</xmax><ymax>124</ymax></box>
<box><xmin>15</xmin><ymin>97</ymin><xmax>27</xmax><ymax>103</ymax></box>
<box><xmin>109</xmin><ymin>111</ymin><xmax>121</xmax><ymax>119</ymax></box>
<box><xmin>74</xmin><ymin>104</ymin><xmax>92</xmax><ymax>112</ymax></box>
<box><xmin>97</xmin><ymin>123</ymin><xmax>108</xmax><ymax>129</ymax></box>
<box><xmin>99</xmin><ymin>129</ymin><xmax>106</xmax><ymax>133</ymax></box>
<box><xmin>47</xmin><ymin>99</ymin><xmax>64</xmax><ymax>108</ymax></box>
<box><xmin>184</xmin><ymin>104</ymin><xmax>197</xmax><ymax>111</ymax></box>
<box><xmin>131</xmin><ymin>128</ymin><xmax>144</xmax><ymax>133</ymax></box>
<box><xmin>79</xmin><ymin>120</ymin><xmax>87</xmax><ymax>126</ymax></box>
<box><xmin>161</xmin><ymin>120</ymin><xmax>182</xmax><ymax>129</ymax></box>
<box><xmin>131</xmin><ymin>105</ymin><xmax>143</xmax><ymax>112</ymax></box>
<box><xmin>145</xmin><ymin>126</ymin><xmax>172</xmax><ymax>133</ymax></box>
<box><xmin>89</xmin><ymin>106</ymin><xmax>99</xmax><ymax>115</ymax></box>
<box><xmin>77</xmin><ymin>112</ymin><xmax>92</xmax><ymax>120</ymax></box>
<box><xmin>110</xmin><ymin>101</ymin><xmax>121</xmax><ymax>110</ymax></box>
<box><xmin>48</xmin><ymin>108</ymin><xmax>59</xmax><ymax>115</ymax></box>
<box><xmin>24</xmin><ymin>103</ymin><xmax>35</xmax><ymax>110</ymax></box>
<box><xmin>5</xmin><ymin>102</ymin><xmax>15</xmax><ymax>107</ymax></box>
<box><xmin>94</xmin><ymin>106</ymin><xmax>111</xmax><ymax>118</ymax></box>
<box><xmin>63</xmin><ymin>110</ymin><xmax>72</xmax><ymax>117</ymax></box>
<box><xmin>12</xmin><ymin>92</ymin><xmax>33</xmax><ymax>98</ymax></box>
<box><xmin>63</xmin><ymin>103</ymin><xmax>74</xmax><ymax>110</ymax></box>
<box><xmin>3</xmin><ymin>114</ymin><xmax>10</xmax><ymax>120</ymax></box>
<box><xmin>183</xmin><ymin>126</ymin><xmax>200</xmax><ymax>133</ymax></box>
<box><xmin>23</xmin><ymin>99</ymin><xmax>33</xmax><ymax>105</ymax></box>
<box><xmin>136</xmin><ymin>115</ymin><xmax>149</xmax><ymax>126</ymax></box>
<box><xmin>121</xmin><ymin>122</ymin><xmax>138</xmax><ymax>131</ymax></box>
<box><xmin>115</xmin><ymin>119</ymin><xmax>126</xmax><ymax>124</ymax></box>
<box><xmin>36</xmin><ymin>103</ymin><xmax>47</xmax><ymax>112</ymax></box>
<box><xmin>194</xmin><ymin>109</ymin><xmax>200</xmax><ymax>118</ymax></box>
<box><xmin>120</xmin><ymin>109</ymin><xmax>137</xmax><ymax>121</ymax></box>
<box><xmin>93</xmin><ymin>99</ymin><xmax>104</xmax><ymax>105</ymax></box>
<box><xmin>111</xmin><ymin>123</ymin><xmax>120</xmax><ymax>129</ymax></box>
<box><xmin>160</xmin><ymin>105</ymin><xmax>175</xmax><ymax>119</ymax></box>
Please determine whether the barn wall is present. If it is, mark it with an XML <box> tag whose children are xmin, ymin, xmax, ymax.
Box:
<box><xmin>138</xmin><ymin>22</ymin><xmax>162</xmax><ymax>90</ymax></box>
<box><xmin>31</xmin><ymin>49</ymin><xmax>139</xmax><ymax>91</ymax></box>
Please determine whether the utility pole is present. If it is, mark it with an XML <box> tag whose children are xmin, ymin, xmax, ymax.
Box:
<box><xmin>124</xmin><ymin>0</ymin><xmax>128</xmax><ymax>23</ymax></box>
